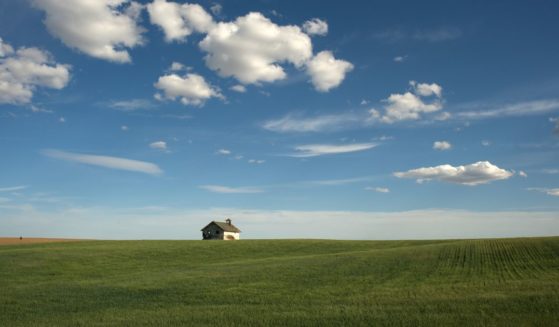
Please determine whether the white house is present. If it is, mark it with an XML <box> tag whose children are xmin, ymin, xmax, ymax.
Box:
<box><xmin>201</xmin><ymin>219</ymin><xmax>241</xmax><ymax>240</ymax></box>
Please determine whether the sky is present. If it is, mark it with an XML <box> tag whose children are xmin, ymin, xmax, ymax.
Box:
<box><xmin>1</xmin><ymin>0</ymin><xmax>558</xmax><ymax>240</ymax></box>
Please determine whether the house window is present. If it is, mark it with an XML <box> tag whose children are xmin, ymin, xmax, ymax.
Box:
<box><xmin>215</xmin><ymin>230</ymin><xmax>220</xmax><ymax>234</ymax></box>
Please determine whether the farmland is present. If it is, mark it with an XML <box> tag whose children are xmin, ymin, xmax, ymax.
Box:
<box><xmin>0</xmin><ymin>237</ymin><xmax>558</xmax><ymax>326</ymax></box>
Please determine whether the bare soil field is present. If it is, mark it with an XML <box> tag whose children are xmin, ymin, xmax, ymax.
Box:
<box><xmin>0</xmin><ymin>237</ymin><xmax>82</xmax><ymax>245</ymax></box>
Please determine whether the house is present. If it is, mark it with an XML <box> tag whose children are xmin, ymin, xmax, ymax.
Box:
<box><xmin>201</xmin><ymin>219</ymin><xmax>241</xmax><ymax>240</ymax></box>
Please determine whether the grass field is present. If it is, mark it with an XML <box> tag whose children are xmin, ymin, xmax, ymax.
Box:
<box><xmin>0</xmin><ymin>237</ymin><xmax>558</xmax><ymax>326</ymax></box>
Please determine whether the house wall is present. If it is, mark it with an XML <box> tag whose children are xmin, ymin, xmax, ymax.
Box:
<box><xmin>202</xmin><ymin>224</ymin><xmax>224</xmax><ymax>240</ymax></box>
<box><xmin>223</xmin><ymin>232</ymin><xmax>240</xmax><ymax>240</ymax></box>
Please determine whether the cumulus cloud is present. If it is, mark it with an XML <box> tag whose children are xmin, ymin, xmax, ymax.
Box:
<box><xmin>199</xmin><ymin>12</ymin><xmax>312</xmax><ymax>84</ymax></box>
<box><xmin>149</xmin><ymin>141</ymin><xmax>167</xmax><ymax>151</ymax></box>
<box><xmin>230</xmin><ymin>84</ymin><xmax>246</xmax><ymax>93</ymax></box>
<box><xmin>433</xmin><ymin>141</ymin><xmax>452</xmax><ymax>151</ymax></box>
<box><xmin>306</xmin><ymin>51</ymin><xmax>353</xmax><ymax>92</ymax></box>
<box><xmin>394</xmin><ymin>161</ymin><xmax>513</xmax><ymax>186</ymax></box>
<box><xmin>372</xmin><ymin>81</ymin><xmax>444</xmax><ymax>123</ymax></box>
<box><xmin>302</xmin><ymin>18</ymin><xmax>328</xmax><ymax>36</ymax></box>
<box><xmin>148</xmin><ymin>8</ymin><xmax>351</xmax><ymax>92</ymax></box>
<box><xmin>518</xmin><ymin>171</ymin><xmax>528</xmax><ymax>178</ymax></box>
<box><xmin>216</xmin><ymin>148</ymin><xmax>231</xmax><ymax>155</ymax></box>
<box><xmin>0</xmin><ymin>39</ymin><xmax>70</xmax><ymax>104</ymax></box>
<box><xmin>262</xmin><ymin>112</ymin><xmax>362</xmax><ymax>133</ymax></box>
<box><xmin>33</xmin><ymin>0</ymin><xmax>145</xmax><ymax>63</ymax></box>
<box><xmin>147</xmin><ymin>0</ymin><xmax>214</xmax><ymax>42</ymax></box>
<box><xmin>42</xmin><ymin>149</ymin><xmax>163</xmax><ymax>175</ymax></box>
<box><xmin>199</xmin><ymin>185</ymin><xmax>264</xmax><ymax>194</ymax></box>
<box><xmin>290</xmin><ymin>143</ymin><xmax>378</xmax><ymax>157</ymax></box>
<box><xmin>154</xmin><ymin>73</ymin><xmax>222</xmax><ymax>106</ymax></box>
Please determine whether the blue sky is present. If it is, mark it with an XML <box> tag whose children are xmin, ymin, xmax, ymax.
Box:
<box><xmin>1</xmin><ymin>0</ymin><xmax>558</xmax><ymax>239</ymax></box>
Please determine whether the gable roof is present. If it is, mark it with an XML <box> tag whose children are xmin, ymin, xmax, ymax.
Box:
<box><xmin>201</xmin><ymin>221</ymin><xmax>241</xmax><ymax>233</ymax></box>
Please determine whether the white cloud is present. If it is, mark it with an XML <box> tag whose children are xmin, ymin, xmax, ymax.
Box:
<box><xmin>374</xmin><ymin>81</ymin><xmax>444</xmax><ymax>123</ymax></box>
<box><xmin>109</xmin><ymin>99</ymin><xmax>154</xmax><ymax>111</ymax></box>
<box><xmin>169</xmin><ymin>62</ymin><xmax>186</xmax><ymax>72</ymax></box>
<box><xmin>42</xmin><ymin>149</ymin><xmax>163</xmax><ymax>175</ymax></box>
<box><xmin>199</xmin><ymin>185</ymin><xmax>264</xmax><ymax>194</ymax></box>
<box><xmin>393</xmin><ymin>55</ymin><xmax>406</xmax><ymax>62</ymax></box>
<box><xmin>58</xmin><ymin>117</ymin><xmax>66</xmax><ymax>123</ymax></box>
<box><xmin>0</xmin><ymin>38</ymin><xmax>14</xmax><ymax>57</ymax></box>
<box><xmin>302</xmin><ymin>18</ymin><xmax>328</xmax><ymax>36</ymax></box>
<box><xmin>306</xmin><ymin>51</ymin><xmax>353</xmax><ymax>92</ymax></box>
<box><xmin>394</xmin><ymin>161</ymin><xmax>513</xmax><ymax>186</ymax></box>
<box><xmin>248</xmin><ymin>159</ymin><xmax>265</xmax><ymax>164</ymax></box>
<box><xmin>30</xmin><ymin>105</ymin><xmax>53</xmax><ymax>113</ymax></box>
<box><xmin>411</xmin><ymin>80</ymin><xmax>442</xmax><ymax>97</ymax></box>
<box><xmin>527</xmin><ymin>187</ymin><xmax>559</xmax><ymax>197</ymax></box>
<box><xmin>121</xmin><ymin>125</ymin><xmax>129</xmax><ymax>131</ymax></box>
<box><xmin>481</xmin><ymin>140</ymin><xmax>491</xmax><ymax>147</ymax></box>
<box><xmin>33</xmin><ymin>0</ymin><xmax>145</xmax><ymax>63</ymax></box>
<box><xmin>433</xmin><ymin>141</ymin><xmax>452</xmax><ymax>151</ymax></box>
<box><xmin>518</xmin><ymin>171</ymin><xmax>528</xmax><ymax>178</ymax></box>
<box><xmin>154</xmin><ymin>73</ymin><xmax>222</xmax><ymax>106</ymax></box>
<box><xmin>457</xmin><ymin>99</ymin><xmax>559</xmax><ymax>120</ymax></box>
<box><xmin>434</xmin><ymin>112</ymin><xmax>452</xmax><ymax>121</ymax></box>
<box><xmin>147</xmin><ymin>0</ymin><xmax>214</xmax><ymax>42</ymax></box>
<box><xmin>210</xmin><ymin>4</ymin><xmax>222</xmax><ymax>16</ymax></box>
<box><xmin>366</xmin><ymin>186</ymin><xmax>390</xmax><ymax>193</ymax></box>
<box><xmin>0</xmin><ymin>39</ymin><xmax>70</xmax><ymax>104</ymax></box>
<box><xmin>262</xmin><ymin>112</ymin><xmax>362</xmax><ymax>133</ymax></box>
<box><xmin>216</xmin><ymin>148</ymin><xmax>231</xmax><ymax>155</ymax></box>
<box><xmin>0</xmin><ymin>185</ymin><xmax>27</xmax><ymax>192</ymax></box>
<box><xmin>149</xmin><ymin>141</ymin><xmax>167</xmax><ymax>151</ymax></box>
<box><xmin>290</xmin><ymin>143</ymin><xmax>378</xmax><ymax>157</ymax></box>
<box><xmin>230</xmin><ymin>84</ymin><xmax>246</xmax><ymax>93</ymax></box>
<box><xmin>199</xmin><ymin>12</ymin><xmax>313</xmax><ymax>84</ymax></box>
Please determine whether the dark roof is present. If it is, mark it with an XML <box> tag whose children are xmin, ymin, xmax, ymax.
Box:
<box><xmin>201</xmin><ymin>221</ymin><xmax>241</xmax><ymax>233</ymax></box>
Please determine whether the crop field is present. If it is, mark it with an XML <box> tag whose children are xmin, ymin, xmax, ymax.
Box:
<box><xmin>0</xmin><ymin>237</ymin><xmax>558</xmax><ymax>326</ymax></box>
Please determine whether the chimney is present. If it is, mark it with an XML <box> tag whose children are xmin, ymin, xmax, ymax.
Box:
<box><xmin>226</xmin><ymin>218</ymin><xmax>231</xmax><ymax>225</ymax></box>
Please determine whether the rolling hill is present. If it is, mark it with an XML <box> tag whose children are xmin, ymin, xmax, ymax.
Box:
<box><xmin>1</xmin><ymin>238</ymin><xmax>558</xmax><ymax>326</ymax></box>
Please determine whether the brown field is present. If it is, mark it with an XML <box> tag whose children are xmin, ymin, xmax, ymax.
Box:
<box><xmin>0</xmin><ymin>237</ymin><xmax>82</xmax><ymax>245</ymax></box>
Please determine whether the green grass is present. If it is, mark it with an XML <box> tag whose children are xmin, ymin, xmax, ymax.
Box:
<box><xmin>1</xmin><ymin>238</ymin><xmax>558</xmax><ymax>326</ymax></box>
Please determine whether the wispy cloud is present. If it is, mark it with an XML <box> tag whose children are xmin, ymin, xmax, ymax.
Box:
<box><xmin>412</xmin><ymin>27</ymin><xmax>462</xmax><ymax>42</ymax></box>
<box><xmin>527</xmin><ymin>187</ymin><xmax>559</xmax><ymax>197</ymax></box>
<box><xmin>108</xmin><ymin>99</ymin><xmax>155</xmax><ymax>111</ymax></box>
<box><xmin>365</xmin><ymin>186</ymin><xmax>390</xmax><ymax>193</ymax></box>
<box><xmin>457</xmin><ymin>99</ymin><xmax>559</xmax><ymax>120</ymax></box>
<box><xmin>0</xmin><ymin>185</ymin><xmax>27</xmax><ymax>192</ymax></box>
<box><xmin>373</xmin><ymin>27</ymin><xmax>462</xmax><ymax>43</ymax></box>
<box><xmin>42</xmin><ymin>149</ymin><xmax>163</xmax><ymax>175</ymax></box>
<box><xmin>289</xmin><ymin>143</ymin><xmax>378</xmax><ymax>157</ymax></box>
<box><xmin>262</xmin><ymin>112</ymin><xmax>363</xmax><ymax>133</ymax></box>
<box><xmin>199</xmin><ymin>185</ymin><xmax>264</xmax><ymax>194</ymax></box>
